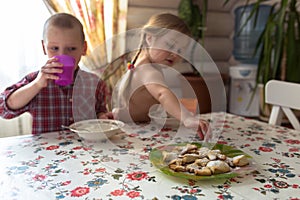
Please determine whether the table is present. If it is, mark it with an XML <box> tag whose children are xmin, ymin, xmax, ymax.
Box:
<box><xmin>0</xmin><ymin>113</ymin><xmax>299</xmax><ymax>199</ymax></box>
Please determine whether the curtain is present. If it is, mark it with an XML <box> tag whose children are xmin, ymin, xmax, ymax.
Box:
<box><xmin>43</xmin><ymin>0</ymin><xmax>128</xmax><ymax>91</ymax></box>
<box><xmin>0</xmin><ymin>1</ymin><xmax>50</xmax><ymax>92</ymax></box>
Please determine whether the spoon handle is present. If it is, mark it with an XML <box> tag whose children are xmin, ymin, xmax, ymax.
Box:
<box><xmin>61</xmin><ymin>125</ymin><xmax>89</xmax><ymax>133</ymax></box>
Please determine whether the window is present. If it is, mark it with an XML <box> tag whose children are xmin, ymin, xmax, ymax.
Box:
<box><xmin>0</xmin><ymin>1</ymin><xmax>50</xmax><ymax>91</ymax></box>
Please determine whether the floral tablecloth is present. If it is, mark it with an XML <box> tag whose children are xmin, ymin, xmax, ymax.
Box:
<box><xmin>0</xmin><ymin>113</ymin><xmax>300</xmax><ymax>200</ymax></box>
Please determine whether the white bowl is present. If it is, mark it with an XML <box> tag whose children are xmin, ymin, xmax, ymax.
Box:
<box><xmin>69</xmin><ymin>119</ymin><xmax>124</xmax><ymax>141</ymax></box>
<box><xmin>148</xmin><ymin>111</ymin><xmax>180</xmax><ymax>127</ymax></box>
<box><xmin>148</xmin><ymin>104</ymin><xmax>180</xmax><ymax>127</ymax></box>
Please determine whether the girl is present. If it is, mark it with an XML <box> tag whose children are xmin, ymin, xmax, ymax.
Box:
<box><xmin>112</xmin><ymin>13</ymin><xmax>210</xmax><ymax>140</ymax></box>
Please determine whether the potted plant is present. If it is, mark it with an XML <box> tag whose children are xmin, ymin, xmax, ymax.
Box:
<box><xmin>224</xmin><ymin>0</ymin><xmax>300</xmax><ymax>116</ymax></box>
<box><xmin>178</xmin><ymin>0</ymin><xmax>207</xmax><ymax>76</ymax></box>
<box><xmin>178</xmin><ymin>0</ymin><xmax>228</xmax><ymax>114</ymax></box>
<box><xmin>178</xmin><ymin>0</ymin><xmax>208</xmax><ymax>113</ymax></box>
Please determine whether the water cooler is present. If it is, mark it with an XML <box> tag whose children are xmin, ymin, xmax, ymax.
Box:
<box><xmin>229</xmin><ymin>65</ymin><xmax>259</xmax><ymax>117</ymax></box>
<box><xmin>229</xmin><ymin>4</ymin><xmax>271</xmax><ymax>117</ymax></box>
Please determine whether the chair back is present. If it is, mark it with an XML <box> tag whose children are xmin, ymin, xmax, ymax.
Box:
<box><xmin>0</xmin><ymin>112</ymin><xmax>33</xmax><ymax>137</ymax></box>
<box><xmin>265</xmin><ymin>80</ymin><xmax>300</xmax><ymax>130</ymax></box>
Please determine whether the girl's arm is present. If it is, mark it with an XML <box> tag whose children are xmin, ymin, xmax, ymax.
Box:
<box><xmin>145</xmin><ymin>83</ymin><xmax>191</xmax><ymax>121</ymax></box>
<box><xmin>145</xmin><ymin>82</ymin><xmax>209</xmax><ymax>139</ymax></box>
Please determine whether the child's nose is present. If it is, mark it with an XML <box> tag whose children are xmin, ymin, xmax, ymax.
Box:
<box><xmin>170</xmin><ymin>53</ymin><xmax>178</xmax><ymax>59</ymax></box>
<box><xmin>59</xmin><ymin>50</ymin><xmax>69</xmax><ymax>55</ymax></box>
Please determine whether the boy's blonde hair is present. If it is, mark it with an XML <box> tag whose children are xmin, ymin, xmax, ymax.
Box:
<box><xmin>43</xmin><ymin>13</ymin><xmax>85</xmax><ymax>43</ymax></box>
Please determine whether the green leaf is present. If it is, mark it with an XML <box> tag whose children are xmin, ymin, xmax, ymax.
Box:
<box><xmin>285</xmin><ymin>0</ymin><xmax>300</xmax><ymax>83</ymax></box>
<box><xmin>178</xmin><ymin>0</ymin><xmax>193</xmax><ymax>26</ymax></box>
<box><xmin>178</xmin><ymin>0</ymin><xmax>206</xmax><ymax>40</ymax></box>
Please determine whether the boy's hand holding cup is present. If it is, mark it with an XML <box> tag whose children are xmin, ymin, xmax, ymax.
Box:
<box><xmin>54</xmin><ymin>55</ymin><xmax>75</xmax><ymax>86</ymax></box>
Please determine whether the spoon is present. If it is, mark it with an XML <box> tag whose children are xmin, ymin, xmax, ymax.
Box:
<box><xmin>61</xmin><ymin>125</ymin><xmax>90</xmax><ymax>133</ymax></box>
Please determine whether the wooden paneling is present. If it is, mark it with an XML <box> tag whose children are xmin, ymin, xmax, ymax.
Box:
<box><xmin>207</xmin><ymin>0</ymin><xmax>238</xmax><ymax>11</ymax></box>
<box><xmin>128</xmin><ymin>0</ymin><xmax>180</xmax><ymax>9</ymax></box>
<box><xmin>127</xmin><ymin>7</ymin><xmax>177</xmax><ymax>30</ymax></box>
<box><xmin>206</xmin><ymin>12</ymin><xmax>234</xmax><ymax>37</ymax></box>
<box><xmin>204</xmin><ymin>37</ymin><xmax>233</xmax><ymax>61</ymax></box>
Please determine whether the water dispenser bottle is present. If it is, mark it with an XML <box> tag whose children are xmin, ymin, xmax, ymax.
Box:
<box><xmin>233</xmin><ymin>4</ymin><xmax>271</xmax><ymax>64</ymax></box>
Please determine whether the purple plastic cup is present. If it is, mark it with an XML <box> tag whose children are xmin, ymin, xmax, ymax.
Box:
<box><xmin>54</xmin><ymin>55</ymin><xmax>75</xmax><ymax>86</ymax></box>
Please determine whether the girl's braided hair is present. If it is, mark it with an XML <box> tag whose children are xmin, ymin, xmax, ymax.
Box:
<box><xmin>130</xmin><ymin>13</ymin><xmax>191</xmax><ymax>66</ymax></box>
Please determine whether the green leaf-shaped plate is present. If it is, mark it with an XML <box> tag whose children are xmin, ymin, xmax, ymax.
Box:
<box><xmin>149</xmin><ymin>143</ymin><xmax>255</xmax><ymax>181</ymax></box>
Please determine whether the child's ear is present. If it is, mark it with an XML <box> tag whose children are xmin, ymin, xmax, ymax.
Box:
<box><xmin>41</xmin><ymin>40</ymin><xmax>47</xmax><ymax>55</ymax></box>
<box><xmin>82</xmin><ymin>41</ymin><xmax>87</xmax><ymax>55</ymax></box>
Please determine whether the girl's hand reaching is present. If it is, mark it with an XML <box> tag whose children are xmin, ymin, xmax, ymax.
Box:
<box><xmin>183</xmin><ymin>117</ymin><xmax>210</xmax><ymax>140</ymax></box>
<box><xmin>98</xmin><ymin>112</ymin><xmax>114</xmax><ymax>119</ymax></box>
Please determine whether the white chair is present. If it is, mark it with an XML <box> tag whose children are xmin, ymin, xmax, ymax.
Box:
<box><xmin>0</xmin><ymin>112</ymin><xmax>33</xmax><ymax>137</ymax></box>
<box><xmin>265</xmin><ymin>80</ymin><xmax>300</xmax><ymax>130</ymax></box>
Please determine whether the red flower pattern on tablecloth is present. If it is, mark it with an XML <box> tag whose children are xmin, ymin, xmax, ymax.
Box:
<box><xmin>126</xmin><ymin>190</ymin><xmax>140</xmax><ymax>198</ymax></box>
<box><xmin>259</xmin><ymin>146</ymin><xmax>273</xmax><ymax>152</ymax></box>
<box><xmin>289</xmin><ymin>147</ymin><xmax>299</xmax><ymax>152</ymax></box>
<box><xmin>111</xmin><ymin>189</ymin><xmax>125</xmax><ymax>196</ymax></box>
<box><xmin>61</xmin><ymin>180</ymin><xmax>71</xmax><ymax>186</ymax></box>
<box><xmin>33</xmin><ymin>174</ymin><xmax>46</xmax><ymax>181</ymax></box>
<box><xmin>46</xmin><ymin>145</ymin><xmax>59</xmax><ymax>150</ymax></box>
<box><xmin>272</xmin><ymin>158</ymin><xmax>281</xmax><ymax>163</ymax></box>
<box><xmin>95</xmin><ymin>168</ymin><xmax>106</xmax><ymax>173</ymax></box>
<box><xmin>127</xmin><ymin>171</ymin><xmax>148</xmax><ymax>181</ymax></box>
<box><xmin>284</xmin><ymin>139</ymin><xmax>300</xmax><ymax>145</ymax></box>
<box><xmin>217</xmin><ymin>141</ymin><xmax>228</xmax><ymax>145</ymax></box>
<box><xmin>264</xmin><ymin>184</ymin><xmax>272</xmax><ymax>188</ymax></box>
<box><xmin>273</xmin><ymin>181</ymin><xmax>289</xmax><ymax>188</ymax></box>
<box><xmin>72</xmin><ymin>146</ymin><xmax>82</xmax><ymax>150</ymax></box>
<box><xmin>70</xmin><ymin>186</ymin><xmax>90</xmax><ymax>197</ymax></box>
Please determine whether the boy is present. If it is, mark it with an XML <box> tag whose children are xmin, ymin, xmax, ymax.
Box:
<box><xmin>0</xmin><ymin>13</ymin><xmax>112</xmax><ymax>134</ymax></box>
